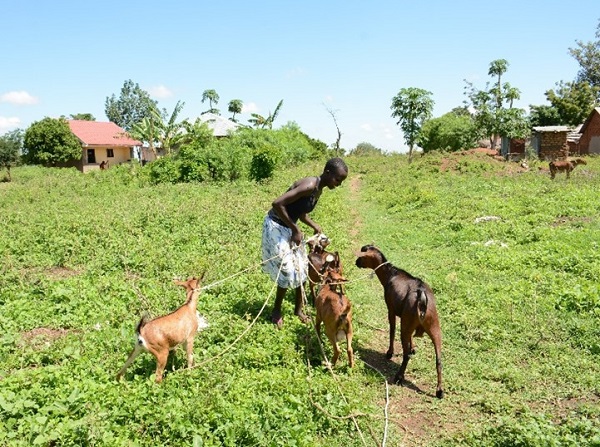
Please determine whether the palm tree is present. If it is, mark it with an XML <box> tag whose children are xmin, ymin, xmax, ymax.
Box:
<box><xmin>248</xmin><ymin>113</ymin><xmax>267</xmax><ymax>128</ymax></box>
<box><xmin>390</xmin><ymin>88</ymin><xmax>434</xmax><ymax>162</ymax></box>
<box><xmin>248</xmin><ymin>100</ymin><xmax>284</xmax><ymax>129</ymax></box>
<box><xmin>130</xmin><ymin>101</ymin><xmax>187</xmax><ymax>157</ymax></box>
<box><xmin>158</xmin><ymin>100</ymin><xmax>187</xmax><ymax>153</ymax></box>
<box><xmin>201</xmin><ymin>89</ymin><xmax>220</xmax><ymax>115</ymax></box>
<box><xmin>228</xmin><ymin>99</ymin><xmax>243</xmax><ymax>122</ymax></box>
<box><xmin>265</xmin><ymin>100</ymin><xmax>283</xmax><ymax>129</ymax></box>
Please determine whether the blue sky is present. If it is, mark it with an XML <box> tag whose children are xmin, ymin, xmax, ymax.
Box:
<box><xmin>1</xmin><ymin>1</ymin><xmax>598</xmax><ymax>152</ymax></box>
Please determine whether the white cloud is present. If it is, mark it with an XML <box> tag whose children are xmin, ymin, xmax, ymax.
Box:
<box><xmin>149</xmin><ymin>85</ymin><xmax>173</xmax><ymax>99</ymax></box>
<box><xmin>285</xmin><ymin>67</ymin><xmax>306</xmax><ymax>79</ymax></box>
<box><xmin>360</xmin><ymin>123</ymin><xmax>373</xmax><ymax>131</ymax></box>
<box><xmin>242</xmin><ymin>102</ymin><xmax>259</xmax><ymax>113</ymax></box>
<box><xmin>0</xmin><ymin>116</ymin><xmax>21</xmax><ymax>131</ymax></box>
<box><xmin>1</xmin><ymin>91</ymin><xmax>39</xmax><ymax>105</ymax></box>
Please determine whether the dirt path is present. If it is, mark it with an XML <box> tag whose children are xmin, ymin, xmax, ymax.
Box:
<box><xmin>347</xmin><ymin>173</ymin><xmax>465</xmax><ymax>447</ymax></box>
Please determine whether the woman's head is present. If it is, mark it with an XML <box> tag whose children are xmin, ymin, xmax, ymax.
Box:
<box><xmin>322</xmin><ymin>157</ymin><xmax>348</xmax><ymax>189</ymax></box>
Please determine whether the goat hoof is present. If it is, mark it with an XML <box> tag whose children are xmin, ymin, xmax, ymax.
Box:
<box><xmin>393</xmin><ymin>375</ymin><xmax>404</xmax><ymax>385</ymax></box>
<box><xmin>385</xmin><ymin>351</ymin><xmax>393</xmax><ymax>359</ymax></box>
<box><xmin>436</xmin><ymin>389</ymin><xmax>444</xmax><ymax>399</ymax></box>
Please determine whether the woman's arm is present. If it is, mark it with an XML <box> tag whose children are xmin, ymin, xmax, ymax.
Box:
<box><xmin>298</xmin><ymin>213</ymin><xmax>322</xmax><ymax>235</ymax></box>
<box><xmin>271</xmin><ymin>177</ymin><xmax>318</xmax><ymax>245</ymax></box>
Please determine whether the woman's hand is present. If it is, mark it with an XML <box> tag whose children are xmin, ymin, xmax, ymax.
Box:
<box><xmin>290</xmin><ymin>228</ymin><xmax>303</xmax><ymax>246</ymax></box>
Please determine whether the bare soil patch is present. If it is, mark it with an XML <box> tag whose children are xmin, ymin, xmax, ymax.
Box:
<box><xmin>19</xmin><ymin>327</ymin><xmax>75</xmax><ymax>349</ymax></box>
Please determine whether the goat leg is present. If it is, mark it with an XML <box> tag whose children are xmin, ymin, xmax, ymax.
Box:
<box><xmin>346</xmin><ymin>331</ymin><xmax>354</xmax><ymax>368</ymax></box>
<box><xmin>386</xmin><ymin>310</ymin><xmax>396</xmax><ymax>359</ymax></box>
<box><xmin>116</xmin><ymin>343</ymin><xmax>143</xmax><ymax>381</ymax></box>
<box><xmin>185</xmin><ymin>338</ymin><xmax>194</xmax><ymax>369</ymax></box>
<box><xmin>393</xmin><ymin>327</ymin><xmax>413</xmax><ymax>385</ymax></box>
<box><xmin>153</xmin><ymin>350</ymin><xmax>169</xmax><ymax>383</ymax></box>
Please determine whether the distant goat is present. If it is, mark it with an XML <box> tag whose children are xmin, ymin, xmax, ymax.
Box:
<box><xmin>355</xmin><ymin>245</ymin><xmax>443</xmax><ymax>398</ymax></box>
<box><xmin>116</xmin><ymin>276</ymin><xmax>208</xmax><ymax>383</ymax></box>
<box><xmin>314</xmin><ymin>266</ymin><xmax>354</xmax><ymax>367</ymax></box>
<box><xmin>306</xmin><ymin>234</ymin><xmax>343</xmax><ymax>303</ymax></box>
<box><xmin>549</xmin><ymin>158</ymin><xmax>586</xmax><ymax>179</ymax></box>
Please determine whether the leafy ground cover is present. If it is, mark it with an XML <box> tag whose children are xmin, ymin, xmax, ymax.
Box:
<box><xmin>1</xmin><ymin>154</ymin><xmax>599</xmax><ymax>446</ymax></box>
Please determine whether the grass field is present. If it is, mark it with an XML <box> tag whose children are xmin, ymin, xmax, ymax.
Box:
<box><xmin>1</xmin><ymin>153</ymin><xmax>599</xmax><ymax>446</ymax></box>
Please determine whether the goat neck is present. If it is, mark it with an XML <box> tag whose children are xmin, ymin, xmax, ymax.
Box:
<box><xmin>371</xmin><ymin>261</ymin><xmax>392</xmax><ymax>286</ymax></box>
<box><xmin>184</xmin><ymin>286</ymin><xmax>201</xmax><ymax>309</ymax></box>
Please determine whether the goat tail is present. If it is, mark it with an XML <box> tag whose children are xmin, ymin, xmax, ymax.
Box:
<box><xmin>135</xmin><ymin>312</ymin><xmax>151</xmax><ymax>334</ymax></box>
<box><xmin>338</xmin><ymin>301</ymin><xmax>352</xmax><ymax>325</ymax></box>
<box><xmin>417</xmin><ymin>287</ymin><xmax>428</xmax><ymax>322</ymax></box>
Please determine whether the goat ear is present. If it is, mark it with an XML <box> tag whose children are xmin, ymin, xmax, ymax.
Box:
<box><xmin>173</xmin><ymin>279</ymin><xmax>186</xmax><ymax>287</ymax></box>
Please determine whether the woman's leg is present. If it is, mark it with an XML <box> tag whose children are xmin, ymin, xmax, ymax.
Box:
<box><xmin>271</xmin><ymin>286</ymin><xmax>286</xmax><ymax>327</ymax></box>
<box><xmin>294</xmin><ymin>285</ymin><xmax>310</xmax><ymax>323</ymax></box>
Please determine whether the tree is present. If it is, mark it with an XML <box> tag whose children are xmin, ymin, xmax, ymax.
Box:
<box><xmin>349</xmin><ymin>142</ymin><xmax>382</xmax><ymax>156</ymax></box>
<box><xmin>545</xmin><ymin>80</ymin><xmax>599</xmax><ymax>126</ymax></box>
<box><xmin>419</xmin><ymin>111</ymin><xmax>478</xmax><ymax>153</ymax></box>
<box><xmin>23</xmin><ymin>117</ymin><xmax>82</xmax><ymax>165</ymax></box>
<box><xmin>464</xmin><ymin>59</ymin><xmax>529</xmax><ymax>149</ymax></box>
<box><xmin>248</xmin><ymin>100</ymin><xmax>284</xmax><ymax>129</ymax></box>
<box><xmin>69</xmin><ymin>113</ymin><xmax>96</xmax><ymax>121</ymax></box>
<box><xmin>228</xmin><ymin>99</ymin><xmax>243</xmax><ymax>122</ymax></box>
<box><xmin>0</xmin><ymin>129</ymin><xmax>23</xmax><ymax>181</ymax></box>
<box><xmin>528</xmin><ymin>104</ymin><xmax>562</xmax><ymax>127</ymax></box>
<box><xmin>569</xmin><ymin>19</ymin><xmax>600</xmax><ymax>96</ymax></box>
<box><xmin>390</xmin><ymin>87</ymin><xmax>434</xmax><ymax>162</ymax></box>
<box><xmin>265</xmin><ymin>99</ymin><xmax>283</xmax><ymax>129</ymax></box>
<box><xmin>105</xmin><ymin>79</ymin><xmax>157</xmax><ymax>132</ymax></box>
<box><xmin>324</xmin><ymin>105</ymin><xmax>342</xmax><ymax>156</ymax></box>
<box><xmin>130</xmin><ymin>101</ymin><xmax>188</xmax><ymax>157</ymax></box>
<box><xmin>201</xmin><ymin>89</ymin><xmax>220</xmax><ymax>115</ymax></box>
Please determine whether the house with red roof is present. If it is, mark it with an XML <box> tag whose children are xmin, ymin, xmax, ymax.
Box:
<box><xmin>66</xmin><ymin>120</ymin><xmax>141</xmax><ymax>172</ymax></box>
<box><xmin>567</xmin><ymin>107</ymin><xmax>600</xmax><ymax>155</ymax></box>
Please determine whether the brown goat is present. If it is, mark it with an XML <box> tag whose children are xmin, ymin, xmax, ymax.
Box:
<box><xmin>116</xmin><ymin>276</ymin><xmax>208</xmax><ymax>383</ymax></box>
<box><xmin>306</xmin><ymin>234</ymin><xmax>343</xmax><ymax>303</ymax></box>
<box><xmin>355</xmin><ymin>245</ymin><xmax>443</xmax><ymax>398</ymax></box>
<box><xmin>314</xmin><ymin>267</ymin><xmax>354</xmax><ymax>367</ymax></box>
<box><xmin>549</xmin><ymin>158</ymin><xmax>586</xmax><ymax>179</ymax></box>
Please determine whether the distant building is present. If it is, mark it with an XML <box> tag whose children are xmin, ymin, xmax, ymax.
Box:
<box><xmin>66</xmin><ymin>120</ymin><xmax>141</xmax><ymax>172</ymax></box>
<box><xmin>530</xmin><ymin>126</ymin><xmax>572</xmax><ymax>160</ymax></box>
<box><xmin>197</xmin><ymin>113</ymin><xmax>241</xmax><ymax>137</ymax></box>
<box><xmin>567</xmin><ymin>107</ymin><xmax>600</xmax><ymax>155</ymax></box>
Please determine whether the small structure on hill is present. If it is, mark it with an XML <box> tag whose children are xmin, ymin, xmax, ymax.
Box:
<box><xmin>530</xmin><ymin>126</ymin><xmax>573</xmax><ymax>160</ymax></box>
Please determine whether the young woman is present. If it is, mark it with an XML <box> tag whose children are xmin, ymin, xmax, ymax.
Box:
<box><xmin>262</xmin><ymin>157</ymin><xmax>348</xmax><ymax>327</ymax></box>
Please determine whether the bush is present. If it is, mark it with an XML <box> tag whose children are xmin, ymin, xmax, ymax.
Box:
<box><xmin>250</xmin><ymin>144</ymin><xmax>281</xmax><ymax>181</ymax></box>
<box><xmin>148</xmin><ymin>156</ymin><xmax>181</xmax><ymax>184</ymax></box>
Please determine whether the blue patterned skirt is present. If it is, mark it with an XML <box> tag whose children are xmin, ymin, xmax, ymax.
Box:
<box><xmin>261</xmin><ymin>215</ymin><xmax>308</xmax><ymax>289</ymax></box>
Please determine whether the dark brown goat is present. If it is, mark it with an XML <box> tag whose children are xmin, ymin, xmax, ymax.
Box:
<box><xmin>549</xmin><ymin>158</ymin><xmax>586</xmax><ymax>179</ymax></box>
<box><xmin>307</xmin><ymin>235</ymin><xmax>342</xmax><ymax>303</ymax></box>
<box><xmin>314</xmin><ymin>267</ymin><xmax>354</xmax><ymax>367</ymax></box>
<box><xmin>355</xmin><ymin>245</ymin><xmax>443</xmax><ymax>398</ymax></box>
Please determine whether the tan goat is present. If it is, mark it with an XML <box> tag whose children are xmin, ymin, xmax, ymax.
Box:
<box><xmin>116</xmin><ymin>276</ymin><xmax>208</xmax><ymax>383</ymax></box>
<box><xmin>314</xmin><ymin>267</ymin><xmax>354</xmax><ymax>368</ymax></box>
<box><xmin>307</xmin><ymin>234</ymin><xmax>343</xmax><ymax>304</ymax></box>
<box><xmin>549</xmin><ymin>158</ymin><xmax>587</xmax><ymax>179</ymax></box>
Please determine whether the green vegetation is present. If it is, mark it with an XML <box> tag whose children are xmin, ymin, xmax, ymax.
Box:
<box><xmin>1</xmin><ymin>154</ymin><xmax>599</xmax><ymax>446</ymax></box>
<box><xmin>22</xmin><ymin>118</ymin><xmax>82</xmax><ymax>166</ymax></box>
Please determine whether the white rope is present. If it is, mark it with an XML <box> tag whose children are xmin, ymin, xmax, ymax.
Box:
<box><xmin>199</xmin><ymin>253</ymin><xmax>281</xmax><ymax>291</ymax></box>
<box><xmin>184</xmin><ymin>253</ymin><xmax>286</xmax><ymax>371</ymax></box>
<box><xmin>294</xmin><ymin>255</ymin><xmax>369</xmax><ymax>447</ymax></box>
<box><xmin>360</xmin><ymin>359</ymin><xmax>390</xmax><ymax>447</ymax></box>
